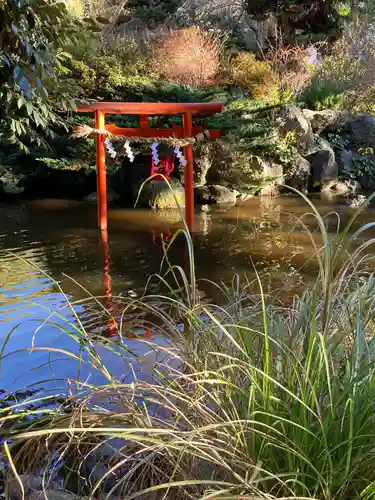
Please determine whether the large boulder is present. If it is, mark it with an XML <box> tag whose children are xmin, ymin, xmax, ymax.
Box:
<box><xmin>349</xmin><ymin>115</ymin><xmax>375</xmax><ymax>149</ymax></box>
<box><xmin>84</xmin><ymin>186</ymin><xmax>119</xmax><ymax>204</ymax></box>
<box><xmin>195</xmin><ymin>185</ymin><xmax>238</xmax><ymax>205</ymax></box>
<box><xmin>285</xmin><ymin>154</ymin><xmax>310</xmax><ymax>193</ymax></box>
<box><xmin>280</xmin><ymin>105</ymin><xmax>314</xmax><ymax>155</ymax></box>
<box><xmin>302</xmin><ymin>109</ymin><xmax>351</xmax><ymax>134</ymax></box>
<box><xmin>136</xmin><ymin>178</ymin><xmax>185</xmax><ymax>209</ymax></box>
<box><xmin>306</xmin><ymin>140</ymin><xmax>338</xmax><ymax>189</ymax></box>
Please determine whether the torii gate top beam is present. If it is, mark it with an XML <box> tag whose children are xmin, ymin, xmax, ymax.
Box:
<box><xmin>76</xmin><ymin>102</ymin><xmax>223</xmax><ymax>115</ymax></box>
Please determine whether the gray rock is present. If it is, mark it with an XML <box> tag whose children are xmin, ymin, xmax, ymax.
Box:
<box><xmin>338</xmin><ymin>149</ymin><xmax>353</xmax><ymax>173</ymax></box>
<box><xmin>349</xmin><ymin>115</ymin><xmax>375</xmax><ymax>149</ymax></box>
<box><xmin>85</xmin><ymin>187</ymin><xmax>118</xmax><ymax>204</ymax></box>
<box><xmin>237</xmin><ymin>193</ymin><xmax>254</xmax><ymax>202</ymax></box>
<box><xmin>244</xmin><ymin>157</ymin><xmax>284</xmax><ymax>196</ymax></box>
<box><xmin>280</xmin><ymin>105</ymin><xmax>314</xmax><ymax>155</ymax></box>
<box><xmin>302</xmin><ymin>109</ymin><xmax>351</xmax><ymax>134</ymax></box>
<box><xmin>5</xmin><ymin>474</ymin><xmax>81</xmax><ymax>500</ymax></box>
<box><xmin>307</xmin><ymin>142</ymin><xmax>338</xmax><ymax>188</ymax></box>
<box><xmin>6</xmin><ymin>473</ymin><xmax>44</xmax><ymax>496</ymax></box>
<box><xmin>322</xmin><ymin>179</ymin><xmax>361</xmax><ymax>195</ymax></box>
<box><xmin>195</xmin><ymin>185</ymin><xmax>238</xmax><ymax>205</ymax></box>
<box><xmin>285</xmin><ymin>154</ymin><xmax>311</xmax><ymax>193</ymax></box>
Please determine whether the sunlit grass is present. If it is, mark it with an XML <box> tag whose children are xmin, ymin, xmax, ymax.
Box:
<box><xmin>2</xmin><ymin>192</ymin><xmax>375</xmax><ymax>498</ymax></box>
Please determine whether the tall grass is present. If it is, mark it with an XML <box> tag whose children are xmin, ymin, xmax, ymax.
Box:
<box><xmin>3</xmin><ymin>194</ymin><xmax>375</xmax><ymax>499</ymax></box>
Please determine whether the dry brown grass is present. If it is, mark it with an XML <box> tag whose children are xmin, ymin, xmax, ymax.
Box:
<box><xmin>267</xmin><ymin>44</ymin><xmax>318</xmax><ymax>98</ymax></box>
<box><xmin>153</xmin><ymin>26</ymin><xmax>221</xmax><ymax>87</ymax></box>
<box><xmin>263</xmin><ymin>29</ymin><xmax>322</xmax><ymax>99</ymax></box>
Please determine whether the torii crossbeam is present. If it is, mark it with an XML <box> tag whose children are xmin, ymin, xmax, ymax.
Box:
<box><xmin>76</xmin><ymin>102</ymin><xmax>223</xmax><ymax>231</ymax></box>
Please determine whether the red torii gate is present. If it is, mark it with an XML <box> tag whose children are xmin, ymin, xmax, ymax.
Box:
<box><xmin>76</xmin><ymin>102</ymin><xmax>223</xmax><ymax>231</ymax></box>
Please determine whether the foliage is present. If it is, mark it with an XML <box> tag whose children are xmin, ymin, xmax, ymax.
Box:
<box><xmin>327</xmin><ymin>132</ymin><xmax>350</xmax><ymax>150</ymax></box>
<box><xmin>302</xmin><ymin>18</ymin><xmax>375</xmax><ymax>112</ymax></box>
<box><xmin>153</xmin><ymin>26</ymin><xmax>221</xmax><ymax>87</ymax></box>
<box><xmin>125</xmin><ymin>0</ymin><xmax>182</xmax><ymax>27</ymax></box>
<box><xmin>0</xmin><ymin>0</ymin><xmax>100</xmax><ymax>148</ymax></box>
<box><xmin>246</xmin><ymin>0</ymin><xmax>350</xmax><ymax>44</ymax></box>
<box><xmin>63</xmin><ymin>0</ymin><xmax>84</xmax><ymax>18</ymax></box>
<box><xmin>301</xmin><ymin>80</ymin><xmax>346</xmax><ymax>110</ymax></box>
<box><xmin>225</xmin><ymin>52</ymin><xmax>279</xmax><ymax>102</ymax></box>
<box><xmin>342</xmin><ymin>147</ymin><xmax>375</xmax><ymax>181</ymax></box>
<box><xmin>4</xmin><ymin>196</ymin><xmax>375</xmax><ymax>499</ymax></box>
<box><xmin>201</xmin><ymin>99</ymin><xmax>297</xmax><ymax>192</ymax></box>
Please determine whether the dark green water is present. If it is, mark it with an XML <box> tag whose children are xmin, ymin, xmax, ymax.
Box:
<box><xmin>0</xmin><ymin>195</ymin><xmax>373</xmax><ymax>392</ymax></box>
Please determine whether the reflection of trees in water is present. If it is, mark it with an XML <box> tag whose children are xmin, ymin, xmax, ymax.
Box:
<box><xmin>2</xmin><ymin>197</ymin><xmax>370</xmax><ymax>331</ymax></box>
<box><xmin>191</xmin><ymin>200</ymin><xmax>323</xmax><ymax>299</ymax></box>
<box><xmin>0</xmin><ymin>246</ymin><xmax>56</xmax><ymax>318</ymax></box>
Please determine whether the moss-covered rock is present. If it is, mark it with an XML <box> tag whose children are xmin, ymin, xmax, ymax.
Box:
<box><xmin>136</xmin><ymin>178</ymin><xmax>185</xmax><ymax>210</ymax></box>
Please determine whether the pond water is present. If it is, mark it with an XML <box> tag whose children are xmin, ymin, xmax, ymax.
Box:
<box><xmin>0</xmin><ymin>195</ymin><xmax>374</xmax><ymax>393</ymax></box>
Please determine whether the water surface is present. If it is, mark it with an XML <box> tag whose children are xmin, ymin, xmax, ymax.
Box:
<box><xmin>0</xmin><ymin>195</ymin><xmax>373</xmax><ymax>392</ymax></box>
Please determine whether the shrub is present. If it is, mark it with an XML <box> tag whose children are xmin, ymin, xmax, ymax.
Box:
<box><xmin>153</xmin><ymin>26</ymin><xmax>221</xmax><ymax>87</ymax></box>
<box><xmin>226</xmin><ymin>52</ymin><xmax>279</xmax><ymax>102</ymax></box>
<box><xmin>302</xmin><ymin>80</ymin><xmax>346</xmax><ymax>110</ymax></box>
<box><xmin>126</xmin><ymin>0</ymin><xmax>181</xmax><ymax>27</ymax></box>
<box><xmin>266</xmin><ymin>38</ymin><xmax>321</xmax><ymax>99</ymax></box>
<box><xmin>302</xmin><ymin>18</ymin><xmax>375</xmax><ymax>112</ymax></box>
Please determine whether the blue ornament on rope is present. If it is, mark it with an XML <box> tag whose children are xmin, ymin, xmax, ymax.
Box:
<box><xmin>151</xmin><ymin>142</ymin><xmax>160</xmax><ymax>165</ymax></box>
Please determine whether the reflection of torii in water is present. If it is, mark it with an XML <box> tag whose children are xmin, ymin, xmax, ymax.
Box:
<box><xmin>74</xmin><ymin>102</ymin><xmax>223</xmax><ymax>336</ymax></box>
<box><xmin>99</xmin><ymin>229</ymin><xmax>152</xmax><ymax>339</ymax></box>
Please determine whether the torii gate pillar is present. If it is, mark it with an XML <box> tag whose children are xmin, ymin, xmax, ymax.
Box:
<box><xmin>95</xmin><ymin>110</ymin><xmax>107</xmax><ymax>231</ymax></box>
<box><xmin>76</xmin><ymin>102</ymin><xmax>223</xmax><ymax>232</ymax></box>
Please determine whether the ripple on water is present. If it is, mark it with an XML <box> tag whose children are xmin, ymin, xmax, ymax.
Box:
<box><xmin>0</xmin><ymin>196</ymin><xmax>374</xmax><ymax>392</ymax></box>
